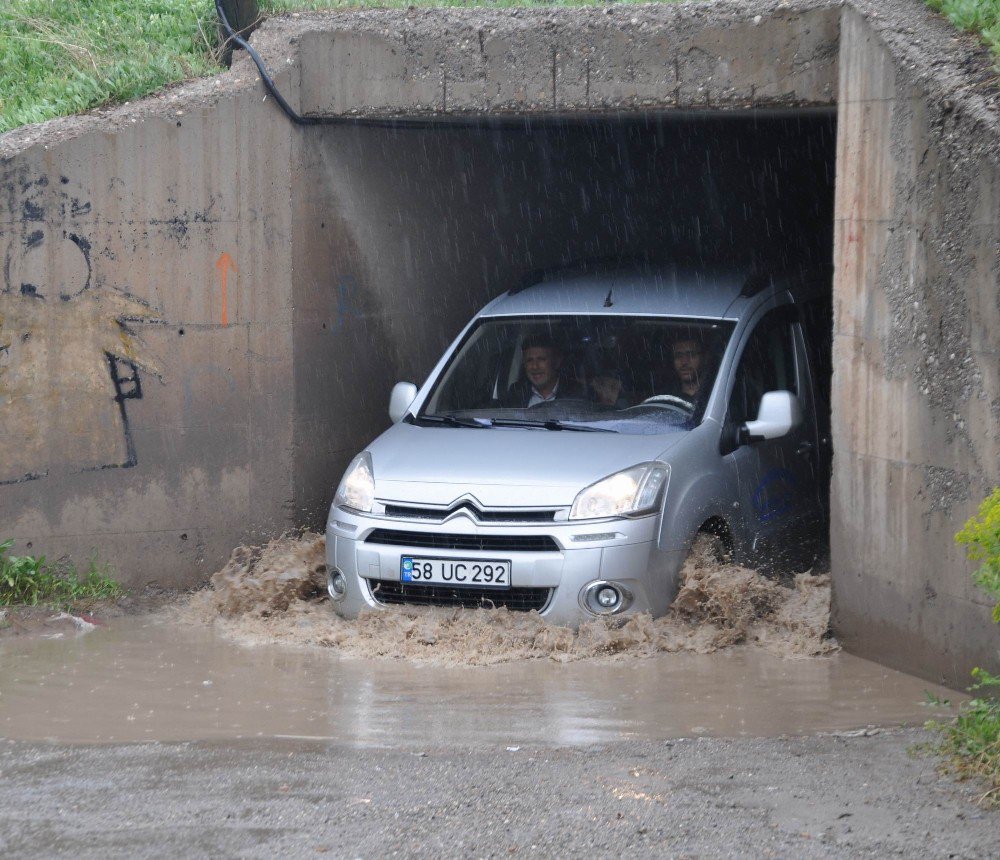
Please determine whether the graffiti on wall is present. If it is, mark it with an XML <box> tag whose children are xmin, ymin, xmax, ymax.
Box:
<box><xmin>0</xmin><ymin>192</ymin><xmax>163</xmax><ymax>484</ymax></box>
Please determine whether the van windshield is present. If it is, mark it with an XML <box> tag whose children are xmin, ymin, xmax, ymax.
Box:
<box><xmin>419</xmin><ymin>315</ymin><xmax>734</xmax><ymax>435</ymax></box>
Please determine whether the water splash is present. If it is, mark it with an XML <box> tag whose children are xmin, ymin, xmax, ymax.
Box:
<box><xmin>181</xmin><ymin>532</ymin><xmax>837</xmax><ymax>666</ymax></box>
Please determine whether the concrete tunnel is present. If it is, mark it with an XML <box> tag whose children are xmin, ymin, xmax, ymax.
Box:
<box><xmin>293</xmin><ymin>111</ymin><xmax>837</xmax><ymax>513</ymax></box>
<box><xmin>0</xmin><ymin>2</ymin><xmax>997</xmax><ymax>687</ymax></box>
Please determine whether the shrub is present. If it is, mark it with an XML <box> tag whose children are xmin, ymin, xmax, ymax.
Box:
<box><xmin>930</xmin><ymin>488</ymin><xmax>1000</xmax><ymax>805</ymax></box>
<box><xmin>956</xmin><ymin>487</ymin><xmax>1000</xmax><ymax>621</ymax></box>
<box><xmin>0</xmin><ymin>539</ymin><xmax>123</xmax><ymax>606</ymax></box>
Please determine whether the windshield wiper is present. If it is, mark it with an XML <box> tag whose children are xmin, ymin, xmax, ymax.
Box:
<box><xmin>490</xmin><ymin>418</ymin><xmax>614</xmax><ymax>433</ymax></box>
<box><xmin>416</xmin><ymin>414</ymin><xmax>491</xmax><ymax>428</ymax></box>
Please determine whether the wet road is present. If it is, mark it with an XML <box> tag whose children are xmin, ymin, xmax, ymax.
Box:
<box><xmin>2</xmin><ymin>730</ymin><xmax>998</xmax><ymax>859</ymax></box>
<box><xmin>1</xmin><ymin>616</ymin><xmax>996</xmax><ymax>858</ymax></box>
<box><xmin>0</xmin><ymin>619</ymin><xmax>951</xmax><ymax>746</ymax></box>
<box><xmin>0</xmin><ymin>616</ymin><xmax>956</xmax><ymax>745</ymax></box>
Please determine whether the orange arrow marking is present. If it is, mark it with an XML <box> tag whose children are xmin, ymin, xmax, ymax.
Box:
<box><xmin>215</xmin><ymin>252</ymin><xmax>237</xmax><ymax>326</ymax></box>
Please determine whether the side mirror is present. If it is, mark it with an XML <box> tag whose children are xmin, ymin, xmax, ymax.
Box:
<box><xmin>389</xmin><ymin>381</ymin><xmax>418</xmax><ymax>423</ymax></box>
<box><xmin>741</xmin><ymin>390</ymin><xmax>802</xmax><ymax>443</ymax></box>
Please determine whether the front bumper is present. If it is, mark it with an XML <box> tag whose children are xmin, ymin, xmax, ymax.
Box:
<box><xmin>325</xmin><ymin>506</ymin><xmax>684</xmax><ymax>626</ymax></box>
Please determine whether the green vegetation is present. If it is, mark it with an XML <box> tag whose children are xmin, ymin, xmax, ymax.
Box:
<box><xmin>926</xmin><ymin>0</ymin><xmax>1000</xmax><ymax>59</ymax></box>
<box><xmin>0</xmin><ymin>539</ymin><xmax>123</xmax><ymax>606</ymax></box>
<box><xmin>0</xmin><ymin>1</ymin><xmax>223</xmax><ymax>134</ymax></box>
<box><xmin>929</xmin><ymin>489</ymin><xmax>1000</xmax><ymax>806</ymax></box>
<box><xmin>957</xmin><ymin>487</ymin><xmax>1000</xmax><ymax>622</ymax></box>
<box><xmin>928</xmin><ymin>666</ymin><xmax>1000</xmax><ymax>806</ymax></box>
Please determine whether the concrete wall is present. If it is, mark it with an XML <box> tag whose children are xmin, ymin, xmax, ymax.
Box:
<box><xmin>0</xmin><ymin>68</ymin><xmax>299</xmax><ymax>587</ymax></box>
<box><xmin>831</xmin><ymin>7</ymin><xmax>1000</xmax><ymax>684</ymax></box>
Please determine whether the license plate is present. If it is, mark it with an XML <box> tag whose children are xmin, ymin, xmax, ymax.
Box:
<box><xmin>400</xmin><ymin>557</ymin><xmax>511</xmax><ymax>588</ymax></box>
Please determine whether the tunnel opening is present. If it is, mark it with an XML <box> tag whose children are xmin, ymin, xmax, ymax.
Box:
<box><xmin>294</xmin><ymin>109</ymin><xmax>837</xmax><ymax>566</ymax></box>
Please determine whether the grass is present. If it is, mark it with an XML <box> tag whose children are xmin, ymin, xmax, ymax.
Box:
<box><xmin>0</xmin><ymin>539</ymin><xmax>124</xmax><ymax>607</ymax></box>
<box><xmin>0</xmin><ymin>1</ymin><xmax>223</xmax><ymax>134</ymax></box>
<box><xmin>926</xmin><ymin>0</ymin><xmax>1000</xmax><ymax>59</ymax></box>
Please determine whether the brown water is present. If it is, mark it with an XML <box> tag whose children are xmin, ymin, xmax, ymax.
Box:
<box><xmin>0</xmin><ymin>534</ymin><xmax>954</xmax><ymax>745</ymax></box>
<box><xmin>0</xmin><ymin>616</ymin><xmax>955</xmax><ymax>746</ymax></box>
<box><xmin>183</xmin><ymin>532</ymin><xmax>838</xmax><ymax>664</ymax></box>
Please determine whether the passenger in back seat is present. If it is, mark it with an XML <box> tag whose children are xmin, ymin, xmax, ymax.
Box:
<box><xmin>589</xmin><ymin>367</ymin><xmax>629</xmax><ymax>408</ymax></box>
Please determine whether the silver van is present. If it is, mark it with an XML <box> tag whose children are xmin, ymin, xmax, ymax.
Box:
<box><xmin>326</xmin><ymin>264</ymin><xmax>830</xmax><ymax>624</ymax></box>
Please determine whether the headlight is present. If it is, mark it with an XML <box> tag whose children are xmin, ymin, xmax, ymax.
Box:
<box><xmin>569</xmin><ymin>462</ymin><xmax>669</xmax><ymax>520</ymax></box>
<box><xmin>334</xmin><ymin>452</ymin><xmax>376</xmax><ymax>513</ymax></box>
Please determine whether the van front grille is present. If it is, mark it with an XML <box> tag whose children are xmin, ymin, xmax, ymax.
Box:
<box><xmin>383</xmin><ymin>503</ymin><xmax>557</xmax><ymax>523</ymax></box>
<box><xmin>364</xmin><ymin>529</ymin><xmax>559</xmax><ymax>553</ymax></box>
<box><xmin>369</xmin><ymin>579</ymin><xmax>551</xmax><ymax>612</ymax></box>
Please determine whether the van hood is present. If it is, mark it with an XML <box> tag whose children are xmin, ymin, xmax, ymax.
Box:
<box><xmin>367</xmin><ymin>422</ymin><xmax>685</xmax><ymax>507</ymax></box>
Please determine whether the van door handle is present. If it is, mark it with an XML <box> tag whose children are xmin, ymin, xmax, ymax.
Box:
<box><xmin>795</xmin><ymin>441</ymin><xmax>815</xmax><ymax>456</ymax></box>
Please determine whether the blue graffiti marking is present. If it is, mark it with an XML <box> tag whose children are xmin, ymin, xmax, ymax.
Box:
<box><xmin>334</xmin><ymin>275</ymin><xmax>363</xmax><ymax>330</ymax></box>
<box><xmin>752</xmin><ymin>468</ymin><xmax>798</xmax><ymax>523</ymax></box>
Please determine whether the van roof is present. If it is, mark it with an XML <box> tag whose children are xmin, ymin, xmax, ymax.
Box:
<box><xmin>483</xmin><ymin>264</ymin><xmax>764</xmax><ymax>321</ymax></box>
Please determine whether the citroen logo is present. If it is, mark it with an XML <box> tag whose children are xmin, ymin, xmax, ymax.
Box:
<box><xmin>444</xmin><ymin>495</ymin><xmax>486</xmax><ymax>522</ymax></box>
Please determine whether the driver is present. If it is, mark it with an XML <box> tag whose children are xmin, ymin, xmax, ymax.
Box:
<box><xmin>671</xmin><ymin>337</ymin><xmax>705</xmax><ymax>401</ymax></box>
<box><xmin>502</xmin><ymin>335</ymin><xmax>581</xmax><ymax>407</ymax></box>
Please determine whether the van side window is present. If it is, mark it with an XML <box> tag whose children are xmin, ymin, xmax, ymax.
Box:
<box><xmin>728</xmin><ymin>307</ymin><xmax>797</xmax><ymax>425</ymax></box>
<box><xmin>429</xmin><ymin>325</ymin><xmax>511</xmax><ymax>413</ymax></box>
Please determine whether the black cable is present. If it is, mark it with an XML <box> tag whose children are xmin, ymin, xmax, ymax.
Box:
<box><xmin>216</xmin><ymin>0</ymin><xmax>320</xmax><ymax>124</ymax></box>
<box><xmin>215</xmin><ymin>0</ymin><xmax>505</xmax><ymax>130</ymax></box>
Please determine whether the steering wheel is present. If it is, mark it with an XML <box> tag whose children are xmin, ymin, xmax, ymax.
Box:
<box><xmin>635</xmin><ymin>394</ymin><xmax>696</xmax><ymax>413</ymax></box>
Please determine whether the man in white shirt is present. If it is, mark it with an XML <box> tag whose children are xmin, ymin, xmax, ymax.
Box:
<box><xmin>524</xmin><ymin>341</ymin><xmax>562</xmax><ymax>406</ymax></box>
<box><xmin>502</xmin><ymin>335</ymin><xmax>580</xmax><ymax>408</ymax></box>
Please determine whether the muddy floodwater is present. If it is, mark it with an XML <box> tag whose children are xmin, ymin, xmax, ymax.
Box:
<box><xmin>0</xmin><ymin>616</ymin><xmax>955</xmax><ymax>746</ymax></box>
<box><xmin>185</xmin><ymin>532</ymin><xmax>841</xmax><ymax>663</ymax></box>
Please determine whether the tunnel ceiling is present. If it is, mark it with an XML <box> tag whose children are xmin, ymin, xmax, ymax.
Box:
<box><xmin>311</xmin><ymin>112</ymin><xmax>837</xmax><ymax>282</ymax></box>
